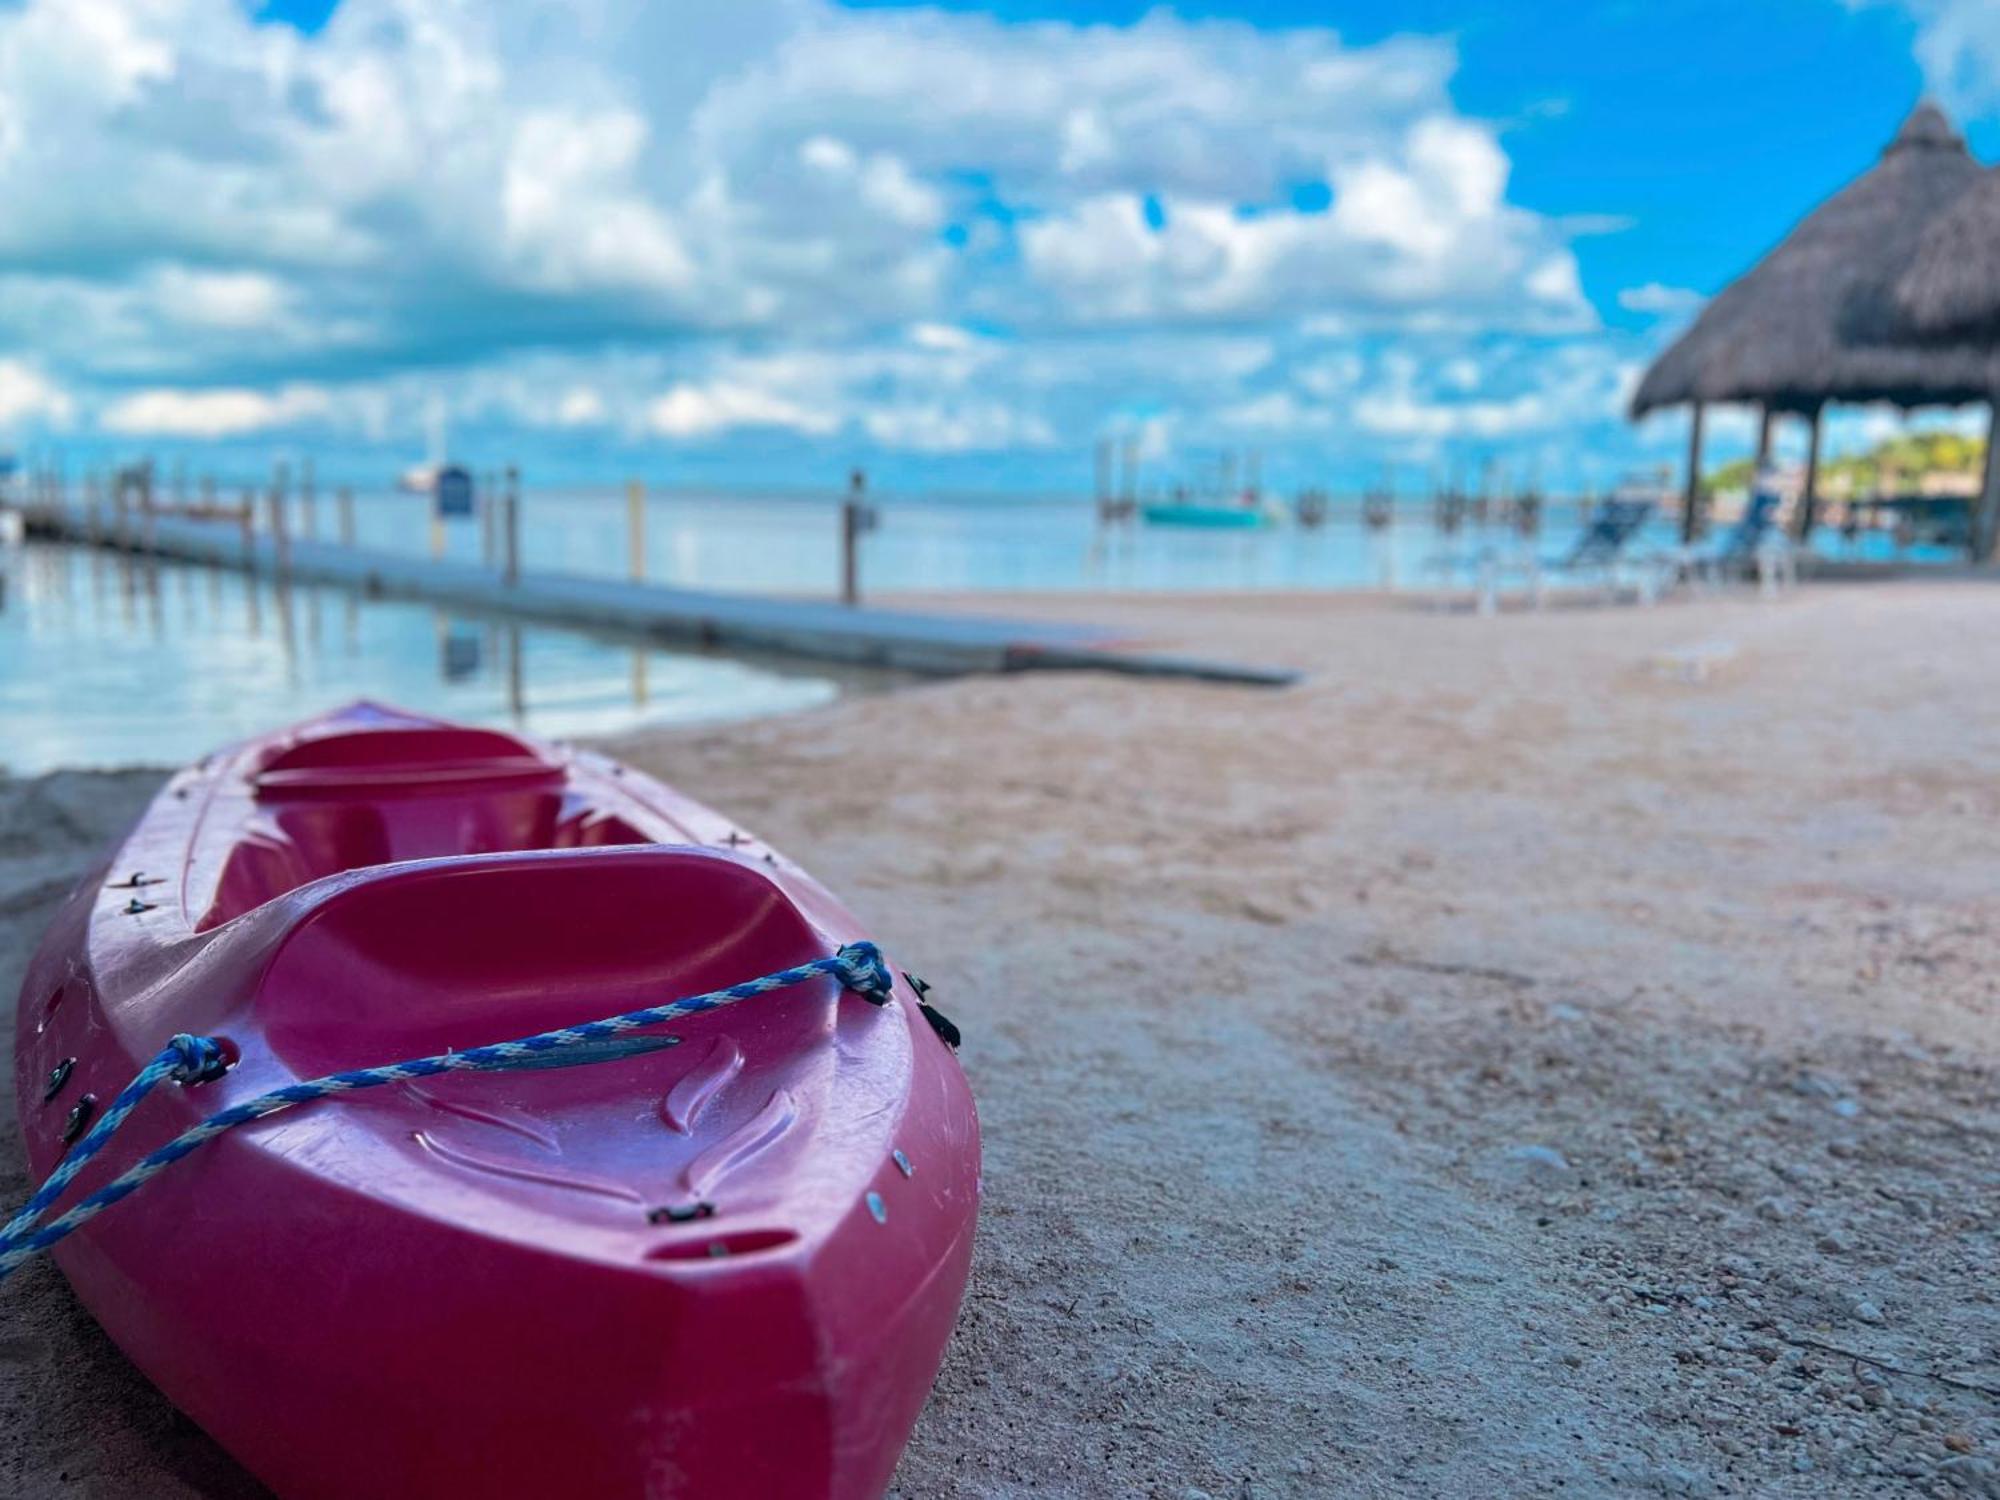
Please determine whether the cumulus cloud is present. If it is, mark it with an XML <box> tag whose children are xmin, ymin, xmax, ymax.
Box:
<box><xmin>0</xmin><ymin>0</ymin><xmax>1651</xmax><ymax>481</ymax></box>
<box><xmin>648</xmin><ymin>381</ymin><xmax>838</xmax><ymax>441</ymax></box>
<box><xmin>1859</xmin><ymin>0</ymin><xmax>2000</xmax><ymax>117</ymax></box>
<box><xmin>1618</xmin><ymin>283</ymin><xmax>1704</xmax><ymax>319</ymax></box>
<box><xmin>0</xmin><ymin>360</ymin><xmax>73</xmax><ymax>427</ymax></box>
<box><xmin>101</xmin><ymin>385</ymin><xmax>332</xmax><ymax>438</ymax></box>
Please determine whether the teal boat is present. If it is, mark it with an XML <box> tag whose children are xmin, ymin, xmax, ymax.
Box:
<box><xmin>1140</xmin><ymin>502</ymin><xmax>1276</xmax><ymax>530</ymax></box>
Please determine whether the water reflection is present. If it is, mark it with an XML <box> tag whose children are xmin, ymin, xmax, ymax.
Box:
<box><xmin>0</xmin><ymin>542</ymin><xmax>849</xmax><ymax>775</ymax></box>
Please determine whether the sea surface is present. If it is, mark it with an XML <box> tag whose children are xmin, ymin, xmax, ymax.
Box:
<box><xmin>272</xmin><ymin>484</ymin><xmax>1946</xmax><ymax>593</ymax></box>
<box><xmin>0</xmin><ymin>543</ymin><xmax>844</xmax><ymax>774</ymax></box>
<box><xmin>0</xmin><ymin>487</ymin><xmax>1954</xmax><ymax>772</ymax></box>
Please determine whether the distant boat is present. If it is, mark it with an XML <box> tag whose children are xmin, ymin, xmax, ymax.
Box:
<box><xmin>1141</xmin><ymin>495</ymin><xmax>1279</xmax><ymax>529</ymax></box>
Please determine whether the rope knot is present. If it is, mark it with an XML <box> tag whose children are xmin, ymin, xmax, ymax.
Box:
<box><xmin>166</xmin><ymin>1034</ymin><xmax>229</xmax><ymax>1086</ymax></box>
<box><xmin>834</xmin><ymin>942</ymin><xmax>894</xmax><ymax>1006</ymax></box>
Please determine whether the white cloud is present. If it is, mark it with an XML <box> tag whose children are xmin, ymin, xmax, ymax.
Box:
<box><xmin>555</xmin><ymin>385</ymin><xmax>607</xmax><ymax>427</ymax></box>
<box><xmin>1618</xmin><ymin>282</ymin><xmax>1704</xmax><ymax>318</ymax></box>
<box><xmin>1861</xmin><ymin>1</ymin><xmax>2000</xmax><ymax>117</ymax></box>
<box><xmin>0</xmin><ymin>360</ymin><xmax>72</xmax><ymax>427</ymax></box>
<box><xmin>0</xmin><ymin>0</ymin><xmax>1593</xmax><ymax>372</ymax></box>
<box><xmin>647</xmin><ymin>381</ymin><xmax>837</xmax><ymax>440</ymax></box>
<box><xmin>1018</xmin><ymin>114</ymin><xmax>1589</xmax><ymax>327</ymax></box>
<box><xmin>501</xmin><ymin>108</ymin><xmax>694</xmax><ymax>298</ymax></box>
<box><xmin>152</xmin><ymin>268</ymin><xmax>292</xmax><ymax>332</ymax></box>
<box><xmin>0</xmin><ymin>0</ymin><xmax>1665</xmax><ymax>483</ymax></box>
<box><xmin>101</xmin><ymin>385</ymin><xmax>330</xmax><ymax>438</ymax></box>
<box><xmin>862</xmin><ymin>402</ymin><xmax>1055</xmax><ymax>453</ymax></box>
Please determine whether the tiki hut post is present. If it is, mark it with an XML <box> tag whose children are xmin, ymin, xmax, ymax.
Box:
<box><xmin>1681</xmin><ymin>402</ymin><xmax>1707</xmax><ymax>543</ymax></box>
<box><xmin>1797</xmin><ymin>405</ymin><xmax>1825</xmax><ymax>541</ymax></box>
<box><xmin>1755</xmin><ymin>407</ymin><xmax>1775</xmax><ymax>470</ymax></box>
<box><xmin>1974</xmin><ymin>406</ymin><xmax>2000</xmax><ymax>563</ymax></box>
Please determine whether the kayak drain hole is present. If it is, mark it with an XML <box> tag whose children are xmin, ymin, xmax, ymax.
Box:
<box><xmin>36</xmin><ymin>984</ymin><xmax>67</xmax><ymax>1035</ymax></box>
<box><xmin>646</xmin><ymin>1229</ymin><xmax>798</xmax><ymax>1263</ymax></box>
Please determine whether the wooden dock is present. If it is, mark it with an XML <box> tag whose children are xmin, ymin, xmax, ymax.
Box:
<box><xmin>16</xmin><ymin>503</ymin><xmax>1297</xmax><ymax>687</ymax></box>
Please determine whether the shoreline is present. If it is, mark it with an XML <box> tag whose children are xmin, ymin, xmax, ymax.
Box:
<box><xmin>4</xmin><ymin>579</ymin><xmax>1997</xmax><ymax>1496</ymax></box>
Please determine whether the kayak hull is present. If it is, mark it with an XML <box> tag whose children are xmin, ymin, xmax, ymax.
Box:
<box><xmin>12</xmin><ymin>703</ymin><xmax>978</xmax><ymax>1499</ymax></box>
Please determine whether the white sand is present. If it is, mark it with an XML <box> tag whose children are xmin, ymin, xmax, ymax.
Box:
<box><xmin>4</xmin><ymin>581</ymin><xmax>1998</xmax><ymax>1497</ymax></box>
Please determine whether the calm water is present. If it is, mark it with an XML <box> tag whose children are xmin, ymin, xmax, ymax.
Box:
<box><xmin>0</xmin><ymin>543</ymin><xmax>841</xmax><ymax>774</ymax></box>
<box><xmin>280</xmin><ymin>486</ymin><xmax>1949</xmax><ymax>595</ymax></box>
<box><xmin>1</xmin><ymin>489</ymin><xmax>1955</xmax><ymax>773</ymax></box>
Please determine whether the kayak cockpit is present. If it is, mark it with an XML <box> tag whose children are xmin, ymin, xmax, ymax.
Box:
<box><xmin>196</xmin><ymin>713</ymin><xmax>659</xmax><ymax>929</ymax></box>
<box><xmin>256</xmin><ymin>847</ymin><xmax>836</xmax><ymax>1076</ymax></box>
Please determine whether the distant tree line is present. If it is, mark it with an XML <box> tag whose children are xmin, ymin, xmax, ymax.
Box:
<box><xmin>1704</xmin><ymin>430</ymin><xmax>1985</xmax><ymax>497</ymax></box>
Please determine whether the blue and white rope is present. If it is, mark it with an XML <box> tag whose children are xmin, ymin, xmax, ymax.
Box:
<box><xmin>0</xmin><ymin>941</ymin><xmax>892</xmax><ymax>1283</ymax></box>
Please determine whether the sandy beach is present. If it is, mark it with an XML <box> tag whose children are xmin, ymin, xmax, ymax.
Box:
<box><xmin>4</xmin><ymin>580</ymin><xmax>1998</xmax><ymax>1498</ymax></box>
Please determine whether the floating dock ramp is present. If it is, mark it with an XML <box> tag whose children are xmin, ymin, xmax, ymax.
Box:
<box><xmin>18</xmin><ymin>504</ymin><xmax>1297</xmax><ymax>687</ymax></box>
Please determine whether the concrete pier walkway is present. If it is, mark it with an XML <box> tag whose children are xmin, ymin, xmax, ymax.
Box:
<box><xmin>18</xmin><ymin>504</ymin><xmax>1297</xmax><ymax>686</ymax></box>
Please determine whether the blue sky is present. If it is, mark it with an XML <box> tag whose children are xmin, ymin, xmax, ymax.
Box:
<box><xmin>1</xmin><ymin>0</ymin><xmax>1995</xmax><ymax>493</ymax></box>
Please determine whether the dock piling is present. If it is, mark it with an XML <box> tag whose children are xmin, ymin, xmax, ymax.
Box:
<box><xmin>269</xmin><ymin>463</ymin><xmax>291</xmax><ymax>579</ymax></box>
<box><xmin>112</xmin><ymin>472</ymin><xmax>132</xmax><ymax>551</ymax></box>
<box><xmin>300</xmin><ymin>458</ymin><xmax>317</xmax><ymax>541</ymax></box>
<box><xmin>338</xmin><ymin>486</ymin><xmax>355</xmax><ymax>548</ymax></box>
<box><xmin>841</xmin><ymin>469</ymin><xmax>870</xmax><ymax>607</ymax></box>
<box><xmin>480</xmin><ymin>476</ymin><xmax>497</xmax><ymax>567</ymax></box>
<box><xmin>626</xmin><ymin>478</ymin><xmax>645</xmax><ymax>582</ymax></box>
<box><xmin>503</xmin><ymin>465</ymin><xmax>521</xmax><ymax>586</ymax></box>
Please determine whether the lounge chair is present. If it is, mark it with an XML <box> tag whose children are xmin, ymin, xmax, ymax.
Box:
<box><xmin>1681</xmin><ymin>485</ymin><xmax>1796</xmax><ymax>595</ymax></box>
<box><xmin>1508</xmin><ymin>496</ymin><xmax>1669</xmax><ymax>606</ymax></box>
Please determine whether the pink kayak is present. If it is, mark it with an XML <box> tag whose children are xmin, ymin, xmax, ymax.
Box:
<box><xmin>9</xmin><ymin>702</ymin><xmax>979</xmax><ymax>1499</ymax></box>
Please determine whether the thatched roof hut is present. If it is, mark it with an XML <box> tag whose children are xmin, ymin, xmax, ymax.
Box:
<box><xmin>1894</xmin><ymin>165</ymin><xmax>2000</xmax><ymax>338</ymax></box>
<box><xmin>1631</xmin><ymin>104</ymin><xmax>1996</xmax><ymax>419</ymax></box>
<box><xmin>1629</xmin><ymin>103</ymin><xmax>2000</xmax><ymax>554</ymax></box>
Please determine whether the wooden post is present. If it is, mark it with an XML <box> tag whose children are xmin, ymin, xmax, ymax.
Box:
<box><xmin>1795</xmin><ymin>405</ymin><xmax>1825</xmax><ymax>542</ymax></box>
<box><xmin>502</xmin><ymin>465</ymin><xmax>520</xmax><ymax>586</ymax></box>
<box><xmin>338</xmin><ymin>485</ymin><xmax>355</xmax><ymax>548</ymax></box>
<box><xmin>1120</xmin><ymin>435</ymin><xmax>1138</xmax><ymax>505</ymax></box>
<box><xmin>268</xmin><ymin>464</ymin><xmax>291</xmax><ymax>578</ymax></box>
<box><xmin>1681</xmin><ymin>401</ymin><xmax>1706</xmax><ymax>544</ymax></box>
<box><xmin>1755</xmin><ymin>405</ymin><xmax>1775</xmax><ymax>471</ymax></box>
<box><xmin>626</xmin><ymin>478</ymin><xmax>645</xmax><ymax>582</ymax></box>
<box><xmin>841</xmin><ymin>469</ymin><xmax>866</xmax><ymax>606</ymax></box>
<box><xmin>1972</xmin><ymin>404</ymin><xmax>2000</xmax><ymax>564</ymax></box>
<box><xmin>239</xmin><ymin>488</ymin><xmax>255</xmax><ymax>567</ymax></box>
<box><xmin>1093</xmin><ymin>438</ymin><xmax>1111</xmax><ymax>523</ymax></box>
<box><xmin>300</xmin><ymin>457</ymin><xmax>317</xmax><ymax>540</ymax></box>
<box><xmin>505</xmin><ymin>625</ymin><xmax>525</xmax><ymax>720</ymax></box>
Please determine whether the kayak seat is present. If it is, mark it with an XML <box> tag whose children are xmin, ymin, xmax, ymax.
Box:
<box><xmin>252</xmin><ymin>725</ymin><xmax>564</xmax><ymax>801</ymax></box>
<box><xmin>199</xmin><ymin>729</ymin><xmax>655</xmax><ymax>929</ymax></box>
<box><xmin>257</xmin><ymin>847</ymin><xmax>829</xmax><ymax>1075</ymax></box>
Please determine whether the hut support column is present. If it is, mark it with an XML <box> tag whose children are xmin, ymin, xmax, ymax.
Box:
<box><xmin>1795</xmin><ymin>405</ymin><xmax>1825</xmax><ymax>542</ymax></box>
<box><xmin>1755</xmin><ymin>407</ymin><xmax>1775</xmax><ymax>470</ymax></box>
<box><xmin>1681</xmin><ymin>401</ymin><xmax>1706</xmax><ymax>543</ymax></box>
<box><xmin>1974</xmin><ymin>404</ymin><xmax>2000</xmax><ymax>564</ymax></box>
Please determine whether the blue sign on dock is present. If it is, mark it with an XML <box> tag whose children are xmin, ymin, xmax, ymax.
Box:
<box><xmin>435</xmin><ymin>464</ymin><xmax>474</xmax><ymax>519</ymax></box>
